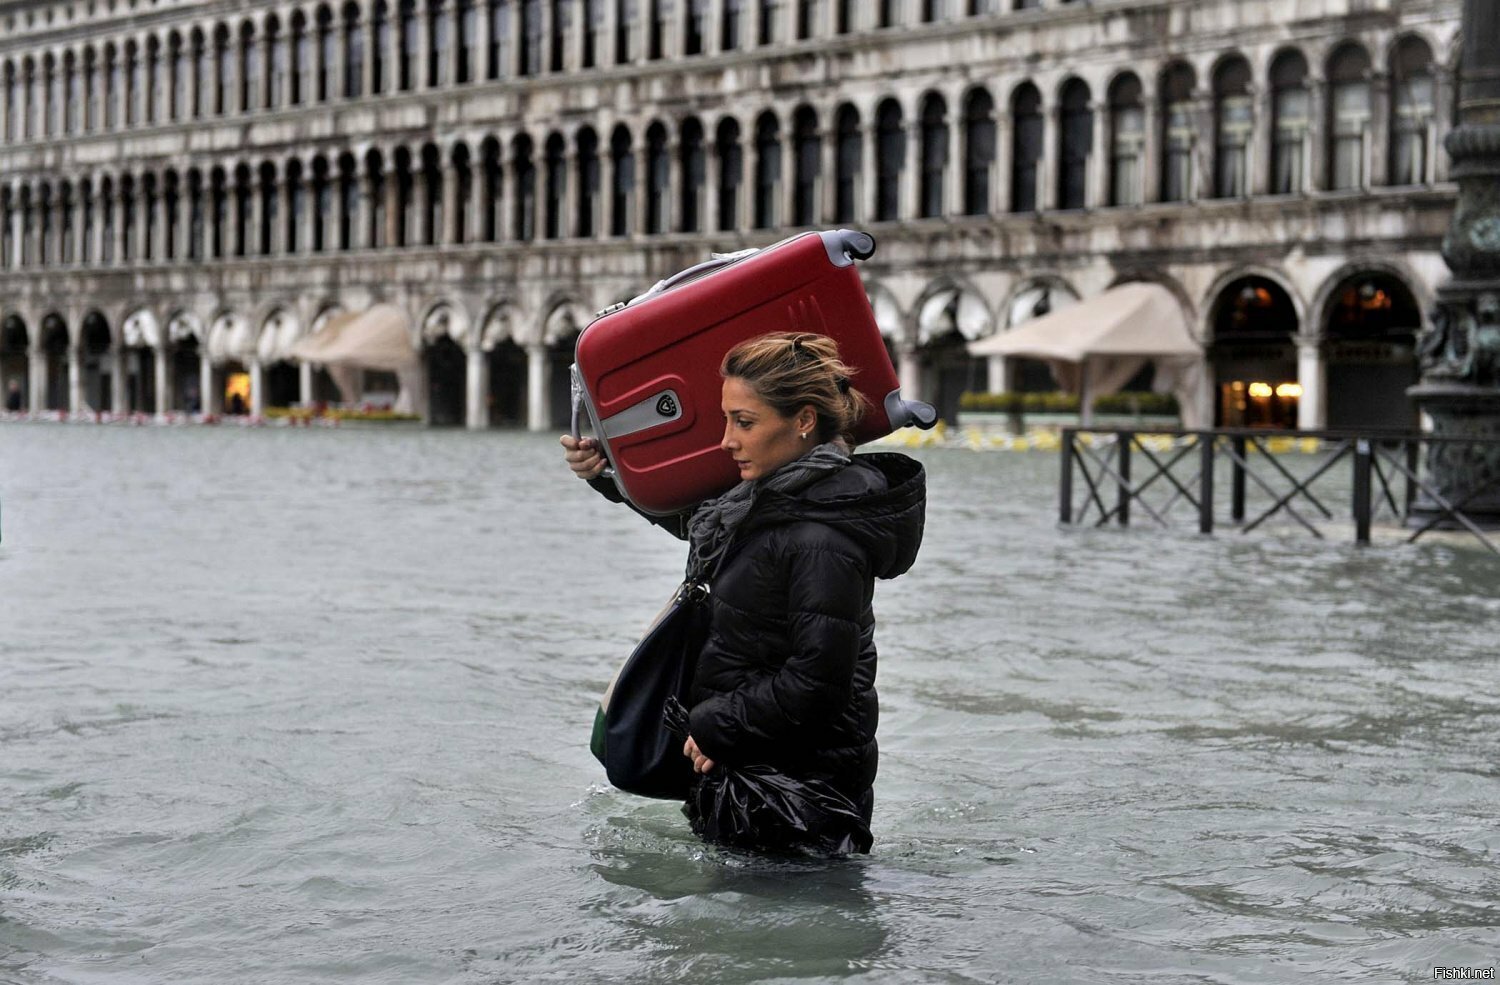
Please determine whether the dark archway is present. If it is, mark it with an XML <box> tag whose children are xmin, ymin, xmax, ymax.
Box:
<box><xmin>1</xmin><ymin>314</ymin><xmax>30</xmax><ymax>411</ymax></box>
<box><xmin>548</xmin><ymin>330</ymin><xmax>579</xmax><ymax>430</ymax></box>
<box><xmin>81</xmin><ymin>312</ymin><xmax>113</xmax><ymax>412</ymax></box>
<box><xmin>1209</xmin><ymin>276</ymin><xmax>1299</xmax><ymax>427</ymax></box>
<box><xmin>41</xmin><ymin>314</ymin><xmax>69</xmax><ymax>411</ymax></box>
<box><xmin>426</xmin><ymin>335</ymin><xmax>466</xmax><ymax>426</ymax></box>
<box><xmin>487</xmin><ymin>338</ymin><xmax>527</xmax><ymax>427</ymax></box>
<box><xmin>174</xmin><ymin>336</ymin><xmax>202</xmax><ymax>412</ymax></box>
<box><xmin>265</xmin><ymin>362</ymin><xmax>301</xmax><ymax>408</ymax></box>
<box><xmin>1324</xmin><ymin>272</ymin><xmax>1420</xmax><ymax>430</ymax></box>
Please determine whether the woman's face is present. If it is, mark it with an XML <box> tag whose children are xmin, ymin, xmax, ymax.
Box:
<box><xmin>720</xmin><ymin>377</ymin><xmax>813</xmax><ymax>482</ymax></box>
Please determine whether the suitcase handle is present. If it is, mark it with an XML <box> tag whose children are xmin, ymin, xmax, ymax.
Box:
<box><xmin>569</xmin><ymin>364</ymin><xmax>616</xmax><ymax>479</ymax></box>
<box><xmin>636</xmin><ymin>250</ymin><xmax>758</xmax><ymax>302</ymax></box>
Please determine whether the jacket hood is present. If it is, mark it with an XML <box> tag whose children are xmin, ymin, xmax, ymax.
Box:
<box><xmin>750</xmin><ymin>452</ymin><xmax>926</xmax><ymax>579</ymax></box>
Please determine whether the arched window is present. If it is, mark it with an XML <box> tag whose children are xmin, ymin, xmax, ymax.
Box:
<box><xmin>797</xmin><ymin>0</ymin><xmax>825</xmax><ymax>39</ymax></box>
<box><xmin>520</xmin><ymin>0</ymin><xmax>542</xmax><ymax>76</ymax></box>
<box><xmin>1058</xmin><ymin>79</ymin><xmax>1091</xmax><ymax>210</ymax></box>
<box><xmin>372</xmin><ymin>2</ymin><xmax>389</xmax><ymax>92</ymax></box>
<box><xmin>919</xmin><ymin>93</ymin><xmax>948</xmax><ymax>218</ymax></box>
<box><xmin>836</xmin><ymin>0</ymin><xmax>853</xmax><ymax>33</ymax></box>
<box><xmin>311</xmin><ymin>157</ymin><xmax>329</xmax><ymax>251</ymax></box>
<box><xmin>878</xmin><ymin>0</ymin><xmax>897</xmax><ymax>27</ymax></box>
<box><xmin>1108</xmin><ymin>73</ymin><xmax>1144</xmax><ymax>206</ymax></box>
<box><xmin>583</xmin><ymin>0</ymin><xmax>604</xmax><ymax>68</ymax></box>
<box><xmin>1270</xmin><ymin>50</ymin><xmax>1309</xmax><ymax>194</ymax></box>
<box><xmin>338</xmin><ymin>154</ymin><xmax>356</xmax><ymax>249</ymax></box>
<box><xmin>921</xmin><ymin>0</ymin><xmax>951</xmax><ymax>22</ymax></box>
<box><xmin>875</xmin><ymin>99</ymin><xmax>904</xmax><ymax>220</ymax></box>
<box><xmin>258</xmin><ymin>164</ymin><xmax>275</xmax><ymax>255</ymax></box>
<box><xmin>489</xmin><ymin>0</ymin><xmax>511</xmax><ymax>79</ymax></box>
<box><xmin>512</xmin><ymin>134</ymin><xmax>535</xmax><ymax>241</ymax></box>
<box><xmin>685</xmin><ymin>0</ymin><xmax>708</xmax><ymax>55</ymax></box>
<box><xmin>284</xmin><ymin>161</ymin><xmax>301</xmax><ymax>253</ymax></box>
<box><xmin>428</xmin><ymin>0</ymin><xmax>448</xmax><ymax>87</ymax></box>
<box><xmin>722</xmin><ymin>0</ymin><xmax>745</xmax><ymax>50</ymax></box>
<box><xmin>233</xmin><ymin>166</ymin><xmax>252</xmax><ymax>256</ymax></box>
<box><xmin>481</xmin><ymin>138</ymin><xmax>501</xmax><ymax>240</ymax></box>
<box><xmin>1327</xmin><ymin>43</ymin><xmax>1372</xmax><ymax>191</ymax></box>
<box><xmin>140</xmin><ymin>40</ymin><xmax>156</xmax><ymax>125</ymax></box>
<box><xmin>399</xmin><ymin>0</ymin><xmax>418</xmax><ymax>90</ymax></box>
<box><xmin>963</xmin><ymin>88</ymin><xmax>996</xmax><ymax>216</ymax></box>
<box><xmin>715</xmin><ymin>118</ymin><xmax>741</xmax><ymax>231</ymax></box>
<box><xmin>289</xmin><ymin>14</ymin><xmax>306</xmax><ymax>105</ymax></box>
<box><xmin>239</xmin><ymin>24</ymin><xmax>257</xmax><ymax>114</ymax></box>
<box><xmin>21</xmin><ymin>57</ymin><xmax>36</xmax><ymax>138</ymax></box>
<box><xmin>645</xmin><ymin>121</ymin><xmax>669</xmax><ymax>234</ymax></box>
<box><xmin>452</xmin><ymin>144</ymin><xmax>471</xmax><ymax>243</ymax></box>
<box><xmin>162</xmin><ymin>172</ymin><xmax>179</xmax><ymax>259</ymax></box>
<box><xmin>318</xmin><ymin>8</ymin><xmax>336</xmax><ymax>100</ymax></box>
<box><xmin>3</xmin><ymin>62</ymin><xmax>15</xmax><ymax>141</ymax></box>
<box><xmin>265</xmin><ymin>18</ymin><xmax>283</xmax><ymax>108</ymax></box>
<box><xmin>209</xmin><ymin>169</ymin><xmax>225</xmax><ymax>258</ymax></box>
<box><xmin>59</xmin><ymin>182</ymin><xmax>74</xmax><ymax>263</ymax></box>
<box><xmin>1213</xmin><ymin>56</ymin><xmax>1252</xmax><ymax>198</ymax></box>
<box><xmin>610</xmin><ymin>125</ymin><xmax>633</xmax><ymax>235</ymax></box>
<box><xmin>792</xmin><ymin>106</ymin><xmax>820</xmax><ymax>226</ymax></box>
<box><xmin>79</xmin><ymin>180</ymin><xmax>94</xmax><ymax>264</ymax></box>
<box><xmin>680</xmin><ymin>117</ymin><xmax>705</xmax><ymax>233</ymax></box>
<box><xmin>421</xmin><ymin>144</ymin><xmax>441</xmax><ymax>245</ymax></box>
<box><xmin>100</xmin><ymin>179</ymin><xmax>116</xmax><ymax>262</ymax></box>
<box><xmin>84</xmin><ymin>49</ymin><xmax>100</xmax><ymax>130</ymax></box>
<box><xmin>65</xmin><ymin>52</ymin><xmax>80</xmax><ymax>133</ymax></box>
<box><xmin>615</xmin><ymin>0</ymin><xmax>636</xmax><ymax>64</ymax></box>
<box><xmin>1010</xmin><ymin>82</ymin><xmax>1041</xmax><ymax>212</ymax></box>
<box><xmin>169</xmin><ymin>34</ymin><xmax>187</xmax><ymax>119</ymax></box>
<box><xmin>143</xmin><ymin>174</ymin><xmax>160</xmax><ymax>260</ymax></box>
<box><xmin>577</xmin><ymin>127</ymin><xmax>600</xmax><ymax>237</ymax></box>
<box><xmin>345</xmin><ymin>3</ymin><xmax>364</xmax><ymax>98</ymax></box>
<box><xmin>366</xmin><ymin>150</ymin><xmax>386</xmax><ymax>247</ymax></box>
<box><xmin>1160</xmin><ymin>62</ymin><xmax>1196</xmax><ymax>202</ymax></box>
<box><xmin>1391</xmin><ymin>37</ymin><xmax>1435</xmax><ymax>186</ymax></box>
<box><xmin>760</xmin><ymin>0</ymin><xmax>783</xmax><ymax>45</ymax></box>
<box><xmin>834</xmin><ymin>104</ymin><xmax>860</xmax><ymax>223</ymax></box>
<box><xmin>457</xmin><ymin>0</ymin><xmax>475</xmax><ymax>83</ymax></box>
<box><xmin>393</xmin><ymin>148</ymin><xmax>413</xmax><ymax>246</ymax></box>
<box><xmin>123</xmin><ymin>43</ymin><xmax>139</xmax><ymax>126</ymax></box>
<box><xmin>754</xmin><ymin>112</ymin><xmax>781</xmax><ymax>229</ymax></box>
<box><xmin>215</xmin><ymin>28</ymin><xmax>231</xmax><ymax>115</ymax></box>
<box><xmin>544</xmin><ymin>132</ymin><xmax>566</xmax><ymax>238</ymax></box>
<box><xmin>191</xmin><ymin>31</ymin><xmax>208</xmax><ymax>117</ymax></box>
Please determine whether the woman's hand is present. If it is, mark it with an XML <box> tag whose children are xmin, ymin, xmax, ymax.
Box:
<box><xmin>560</xmin><ymin>434</ymin><xmax>607</xmax><ymax>481</ymax></box>
<box><xmin>683</xmin><ymin>736</ymin><xmax>716</xmax><ymax>774</ymax></box>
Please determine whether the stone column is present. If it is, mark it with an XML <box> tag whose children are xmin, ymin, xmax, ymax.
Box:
<box><xmin>900</xmin><ymin>121</ymin><xmax>920</xmax><ymax>220</ymax></box>
<box><xmin>636</xmin><ymin>143</ymin><xmax>651</xmax><ymax>234</ymax></box>
<box><xmin>416</xmin><ymin>0</ymin><xmax>432</xmax><ymax>89</ymax></box>
<box><xmin>1433</xmin><ymin>66</ymin><xmax>1455</xmax><ymax>183</ymax></box>
<box><xmin>1369</xmin><ymin>71</ymin><xmax>1391</xmax><ymax>189</ymax></box>
<box><xmin>365</xmin><ymin>11</ymin><xmax>378</xmax><ymax>96</ymax></box>
<box><xmin>1193</xmin><ymin>94</ymin><xmax>1213</xmax><ymax>202</ymax></box>
<box><xmin>441</xmin><ymin>160</ymin><xmax>459</xmax><ymax>243</ymax></box>
<box><xmin>600</xmin><ymin>143</ymin><xmax>616</xmax><ymax>234</ymax></box>
<box><xmin>1295</xmin><ymin>336</ymin><xmax>1325</xmax><ymax>430</ymax></box>
<box><xmin>299</xmin><ymin>361</ymin><xmax>313</xmax><ymax>404</ymax></box>
<box><xmin>28</xmin><ymin>349</ymin><xmax>46</xmax><ymax>413</ymax></box>
<box><xmin>667</xmin><ymin>139</ymin><xmax>683</xmax><ymax>232</ymax></box>
<box><xmin>1038</xmin><ymin>108</ymin><xmax>1057</xmax><ymax>212</ymax></box>
<box><xmin>465</xmin><ymin>345</ymin><xmax>488</xmax><ymax>429</ymax></box>
<box><xmin>1088</xmin><ymin>100</ymin><xmax>1109</xmax><ymax>210</ymax></box>
<box><xmin>498</xmin><ymin>141</ymin><xmax>516</xmax><ymax>240</ymax></box>
<box><xmin>68</xmin><ymin>347</ymin><xmax>84</xmax><ymax>413</ymax></box>
<box><xmin>898</xmin><ymin>344</ymin><xmax>921</xmax><ymax>406</ymax></box>
<box><xmin>383</xmin><ymin>169</ymin><xmax>400</xmax><ymax>245</ymax></box>
<box><xmin>72</xmin><ymin>190</ymin><xmax>88</xmax><ymax>265</ymax></box>
<box><xmin>416</xmin><ymin>168</ymin><xmax>433</xmax><ymax>245</ymax></box>
<box><xmin>1253</xmin><ymin>83</ymin><xmax>1274</xmax><ymax>196</ymax></box>
<box><xmin>250</xmin><ymin>180</ymin><xmax>266</xmax><ymax>256</ymax></box>
<box><xmin>987</xmin><ymin>355</ymin><xmax>1008</xmax><ymax>394</ymax></box>
<box><xmin>1307</xmin><ymin>78</ymin><xmax>1328</xmax><ymax>191</ymax></box>
<box><xmin>275</xmin><ymin>177</ymin><xmax>291</xmax><ymax>255</ymax></box>
<box><xmin>90</xmin><ymin>190</ymin><xmax>105</xmax><ymax>264</ymax></box>
<box><xmin>111</xmin><ymin>349</ymin><xmax>128</xmax><ymax>414</ymax></box>
<box><xmin>357</xmin><ymin>171</ymin><xmax>374</xmax><ymax>249</ymax></box>
<box><xmin>564</xmin><ymin>149</ymin><xmax>580</xmax><ymax>237</ymax></box>
<box><xmin>112</xmin><ymin>189</ymin><xmax>126</xmax><ymax>264</ymax></box>
<box><xmin>8</xmin><ymin>195</ymin><xmax>22</xmax><ymax>268</ymax></box>
<box><xmin>706</xmin><ymin>140</ymin><xmax>722</xmax><ymax>232</ymax></box>
<box><xmin>154</xmin><ymin>345</ymin><xmax>171</xmax><ymax>416</ymax></box>
<box><xmin>1141</xmin><ymin>99</ymin><xmax>1160</xmax><ymax>204</ymax></box>
<box><xmin>525</xmin><ymin>342</ymin><xmax>548</xmax><ymax>431</ymax></box>
<box><xmin>707</xmin><ymin>0</ymin><xmax>723</xmax><ymax>56</ymax></box>
<box><xmin>821</xmin><ymin>125</ymin><xmax>839</xmax><ymax>223</ymax></box>
<box><xmin>475</xmin><ymin>0</ymin><xmax>492</xmax><ymax>79</ymax></box>
<box><xmin>249</xmin><ymin>359</ymin><xmax>266</xmax><ymax>415</ymax></box>
<box><xmin>151</xmin><ymin>186</ymin><xmax>168</xmax><ymax>262</ymax></box>
<box><xmin>200</xmin><ymin>355</ymin><xmax>216</xmax><ymax>416</ymax></box>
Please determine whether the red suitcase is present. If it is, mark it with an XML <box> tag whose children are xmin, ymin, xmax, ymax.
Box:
<box><xmin>570</xmin><ymin>229</ymin><xmax>936</xmax><ymax>515</ymax></box>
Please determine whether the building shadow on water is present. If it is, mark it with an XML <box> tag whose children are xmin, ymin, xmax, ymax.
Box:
<box><xmin>588</xmin><ymin>840</ymin><xmax>888</xmax><ymax>983</ymax></box>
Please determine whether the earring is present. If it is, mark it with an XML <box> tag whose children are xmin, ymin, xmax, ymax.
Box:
<box><xmin>801</xmin><ymin>432</ymin><xmax>809</xmax><ymax>440</ymax></box>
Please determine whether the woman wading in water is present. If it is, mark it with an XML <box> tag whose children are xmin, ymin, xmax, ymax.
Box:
<box><xmin>562</xmin><ymin>332</ymin><xmax>925</xmax><ymax>851</ymax></box>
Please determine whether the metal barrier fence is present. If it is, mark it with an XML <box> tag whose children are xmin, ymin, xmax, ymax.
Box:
<box><xmin>1058</xmin><ymin>428</ymin><xmax>1500</xmax><ymax>554</ymax></box>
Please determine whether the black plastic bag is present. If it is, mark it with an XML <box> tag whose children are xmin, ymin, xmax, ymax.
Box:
<box><xmin>590</xmin><ymin>582</ymin><xmax>708</xmax><ymax>799</ymax></box>
<box><xmin>663</xmin><ymin>697</ymin><xmax>874</xmax><ymax>855</ymax></box>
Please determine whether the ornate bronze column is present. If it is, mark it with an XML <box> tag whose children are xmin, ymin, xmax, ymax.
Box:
<box><xmin>1410</xmin><ymin>0</ymin><xmax>1500</xmax><ymax>525</ymax></box>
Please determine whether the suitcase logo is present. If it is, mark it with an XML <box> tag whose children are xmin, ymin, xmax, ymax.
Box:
<box><xmin>655</xmin><ymin>395</ymin><xmax>678</xmax><ymax>418</ymax></box>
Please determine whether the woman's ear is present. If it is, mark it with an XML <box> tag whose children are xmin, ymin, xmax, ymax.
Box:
<box><xmin>798</xmin><ymin>405</ymin><xmax>818</xmax><ymax>437</ymax></box>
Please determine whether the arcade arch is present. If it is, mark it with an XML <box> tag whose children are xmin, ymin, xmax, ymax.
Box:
<box><xmin>1321</xmin><ymin>270</ymin><xmax>1421</xmax><ymax>429</ymax></box>
<box><xmin>1207</xmin><ymin>275</ymin><xmax>1300</xmax><ymax>427</ymax></box>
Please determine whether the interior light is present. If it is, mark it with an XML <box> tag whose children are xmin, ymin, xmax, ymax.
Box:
<box><xmin>1275</xmin><ymin>383</ymin><xmax>1303</xmax><ymax>399</ymax></box>
<box><xmin>1247</xmin><ymin>382</ymin><xmax>1274</xmax><ymax>398</ymax></box>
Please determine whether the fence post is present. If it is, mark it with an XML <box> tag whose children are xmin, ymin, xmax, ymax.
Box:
<box><xmin>1404</xmin><ymin>437</ymin><xmax>1419</xmax><ymax>520</ymax></box>
<box><xmin>1199</xmin><ymin>433</ymin><xmax>1215</xmax><ymax>535</ymax></box>
<box><xmin>1060</xmin><ymin>428</ymin><xmax>1075</xmax><ymax>526</ymax></box>
<box><xmin>1117</xmin><ymin>433</ymin><xmax>1132</xmax><ymax>527</ymax></box>
<box><xmin>1231</xmin><ymin>435</ymin><xmax>1247</xmax><ymax>523</ymax></box>
<box><xmin>1353</xmin><ymin>438</ymin><xmax>1373</xmax><ymax>545</ymax></box>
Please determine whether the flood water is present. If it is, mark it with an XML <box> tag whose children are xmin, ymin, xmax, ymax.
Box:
<box><xmin>1</xmin><ymin>424</ymin><xmax>1497</xmax><ymax>985</ymax></box>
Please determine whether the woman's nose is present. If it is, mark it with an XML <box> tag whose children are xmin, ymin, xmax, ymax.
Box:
<box><xmin>721</xmin><ymin>422</ymin><xmax>736</xmax><ymax>451</ymax></box>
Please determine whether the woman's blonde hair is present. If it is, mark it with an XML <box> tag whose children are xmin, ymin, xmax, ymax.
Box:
<box><xmin>720</xmin><ymin>332</ymin><xmax>869</xmax><ymax>443</ymax></box>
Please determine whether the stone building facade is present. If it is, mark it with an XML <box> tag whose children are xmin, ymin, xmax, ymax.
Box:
<box><xmin>0</xmin><ymin>0</ymin><xmax>1462</xmax><ymax>429</ymax></box>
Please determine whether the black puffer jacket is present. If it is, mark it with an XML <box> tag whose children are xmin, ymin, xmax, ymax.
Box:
<box><xmin>593</xmin><ymin>452</ymin><xmax>925</xmax><ymax>799</ymax></box>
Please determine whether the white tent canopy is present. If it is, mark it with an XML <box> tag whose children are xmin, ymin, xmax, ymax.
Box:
<box><xmin>967</xmin><ymin>282</ymin><xmax>1210</xmax><ymax>427</ymax></box>
<box><xmin>289</xmin><ymin>303</ymin><xmax>423</xmax><ymax>414</ymax></box>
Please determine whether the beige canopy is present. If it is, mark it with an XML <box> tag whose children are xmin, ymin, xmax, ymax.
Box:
<box><xmin>289</xmin><ymin>303</ymin><xmax>424</xmax><ymax>414</ymax></box>
<box><xmin>966</xmin><ymin>283</ymin><xmax>1209</xmax><ymax>427</ymax></box>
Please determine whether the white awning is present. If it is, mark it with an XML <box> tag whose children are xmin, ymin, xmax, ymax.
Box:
<box><xmin>288</xmin><ymin>303</ymin><xmax>419</xmax><ymax>372</ymax></box>
<box><xmin>967</xmin><ymin>282</ymin><xmax>1200</xmax><ymax>360</ymax></box>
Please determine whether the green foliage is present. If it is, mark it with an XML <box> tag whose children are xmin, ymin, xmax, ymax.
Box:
<box><xmin>263</xmin><ymin>406</ymin><xmax>421</xmax><ymax>422</ymax></box>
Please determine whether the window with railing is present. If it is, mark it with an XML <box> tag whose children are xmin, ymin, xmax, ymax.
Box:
<box><xmin>1214</xmin><ymin>57</ymin><xmax>1252</xmax><ymax>198</ymax></box>
<box><xmin>1327</xmin><ymin>43</ymin><xmax>1372</xmax><ymax>191</ymax></box>
<box><xmin>1109</xmin><ymin>73</ymin><xmax>1144</xmax><ymax>206</ymax></box>
<box><xmin>1160</xmin><ymin>63</ymin><xmax>1196</xmax><ymax>202</ymax></box>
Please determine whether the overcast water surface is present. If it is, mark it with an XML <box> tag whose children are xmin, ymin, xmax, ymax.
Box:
<box><xmin>1</xmin><ymin>425</ymin><xmax>1497</xmax><ymax>984</ymax></box>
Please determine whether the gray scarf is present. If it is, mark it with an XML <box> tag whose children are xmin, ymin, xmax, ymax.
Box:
<box><xmin>686</xmin><ymin>441</ymin><xmax>852</xmax><ymax>579</ymax></box>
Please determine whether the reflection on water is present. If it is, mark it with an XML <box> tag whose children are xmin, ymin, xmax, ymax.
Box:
<box><xmin>1</xmin><ymin>425</ymin><xmax>1497</xmax><ymax>984</ymax></box>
